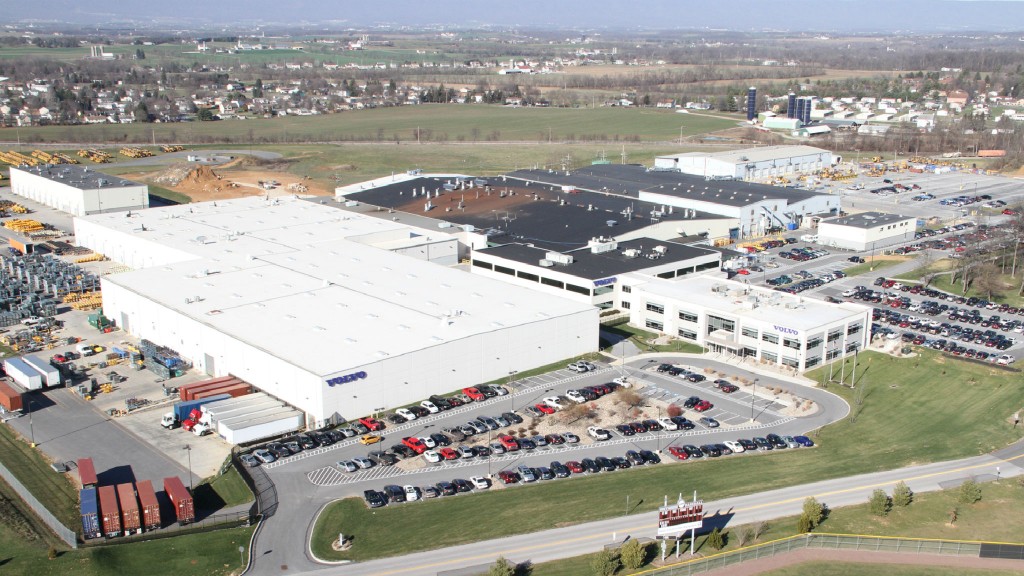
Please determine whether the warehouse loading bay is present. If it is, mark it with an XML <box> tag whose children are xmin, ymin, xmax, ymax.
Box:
<box><xmin>0</xmin><ymin>185</ymin><xmax>228</xmax><ymax>488</ymax></box>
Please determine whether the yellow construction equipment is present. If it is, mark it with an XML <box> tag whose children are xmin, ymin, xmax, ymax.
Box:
<box><xmin>4</xmin><ymin>219</ymin><xmax>44</xmax><ymax>233</ymax></box>
<box><xmin>160</xmin><ymin>145</ymin><xmax>185</xmax><ymax>153</ymax></box>
<box><xmin>119</xmin><ymin>147</ymin><xmax>154</xmax><ymax>158</ymax></box>
<box><xmin>78</xmin><ymin>149</ymin><xmax>112</xmax><ymax>163</ymax></box>
<box><xmin>75</xmin><ymin>253</ymin><xmax>106</xmax><ymax>264</ymax></box>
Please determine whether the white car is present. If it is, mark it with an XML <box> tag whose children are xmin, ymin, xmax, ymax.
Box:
<box><xmin>841</xmin><ymin>288</ymin><xmax>857</xmax><ymax>297</ymax></box>
<box><xmin>723</xmin><ymin>440</ymin><xmax>745</xmax><ymax>454</ymax></box>
<box><xmin>422</xmin><ymin>450</ymin><xmax>441</xmax><ymax>463</ymax></box>
<box><xmin>419</xmin><ymin>436</ymin><xmax>437</xmax><ymax>448</ymax></box>
<box><xmin>420</xmin><ymin>400</ymin><xmax>440</xmax><ymax>413</ymax></box>
<box><xmin>566</xmin><ymin>390</ymin><xmax>588</xmax><ymax>403</ymax></box>
<box><xmin>996</xmin><ymin>354</ymin><xmax>1016</xmax><ymax>365</ymax></box>
<box><xmin>658</xmin><ymin>417</ymin><xmax>678</xmax><ymax>431</ymax></box>
<box><xmin>396</xmin><ymin>408</ymin><xmax>417</xmax><ymax>421</ymax></box>
<box><xmin>612</xmin><ymin>376</ymin><xmax>632</xmax><ymax>388</ymax></box>
<box><xmin>587</xmin><ymin>426</ymin><xmax>611</xmax><ymax>441</ymax></box>
<box><xmin>404</xmin><ymin>485</ymin><xmax>420</xmax><ymax>501</ymax></box>
<box><xmin>469</xmin><ymin>476</ymin><xmax>491</xmax><ymax>490</ymax></box>
<box><xmin>543</xmin><ymin>396</ymin><xmax>565</xmax><ymax>410</ymax></box>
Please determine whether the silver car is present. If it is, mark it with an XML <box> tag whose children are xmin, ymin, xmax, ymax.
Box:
<box><xmin>252</xmin><ymin>449</ymin><xmax>275</xmax><ymax>464</ymax></box>
<box><xmin>239</xmin><ymin>453</ymin><xmax>260</xmax><ymax>467</ymax></box>
<box><xmin>353</xmin><ymin>456</ymin><xmax>375</xmax><ymax>469</ymax></box>
<box><xmin>337</xmin><ymin>460</ymin><xmax>359</xmax><ymax>472</ymax></box>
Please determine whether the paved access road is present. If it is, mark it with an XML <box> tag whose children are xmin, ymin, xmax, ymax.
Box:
<box><xmin>282</xmin><ymin>438</ymin><xmax>1024</xmax><ymax>576</ymax></box>
<box><xmin>249</xmin><ymin>357</ymin><xmax>850</xmax><ymax>575</ymax></box>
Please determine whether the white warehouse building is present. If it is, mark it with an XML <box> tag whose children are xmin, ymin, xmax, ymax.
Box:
<box><xmin>816</xmin><ymin>212</ymin><xmax>918</xmax><ymax>252</ymax></box>
<box><xmin>654</xmin><ymin>145</ymin><xmax>834</xmax><ymax>181</ymax></box>
<box><xmin>10</xmin><ymin>165</ymin><xmax>149</xmax><ymax>216</ymax></box>
<box><xmin>73</xmin><ymin>196</ymin><xmax>597</xmax><ymax>427</ymax></box>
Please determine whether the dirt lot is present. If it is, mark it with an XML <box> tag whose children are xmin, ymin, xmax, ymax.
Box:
<box><xmin>125</xmin><ymin>159</ymin><xmax>333</xmax><ymax>202</ymax></box>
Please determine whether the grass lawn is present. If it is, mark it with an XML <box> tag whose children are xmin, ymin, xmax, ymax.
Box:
<box><xmin>843</xmin><ymin>258</ymin><xmax>905</xmax><ymax>277</ymax></box>
<box><xmin>896</xmin><ymin>258</ymin><xmax>1024</xmax><ymax>307</ymax></box>
<box><xmin>530</xmin><ymin>478</ymin><xmax>1024</xmax><ymax>575</ymax></box>
<box><xmin>311</xmin><ymin>349</ymin><xmax>1024</xmax><ymax>562</ymax></box>
<box><xmin>6</xmin><ymin>106</ymin><xmax>737</xmax><ymax>146</ymax></box>
<box><xmin>193</xmin><ymin>465</ymin><xmax>253</xmax><ymax>511</ymax></box>
<box><xmin>146</xmin><ymin>184</ymin><xmax>192</xmax><ymax>205</ymax></box>
<box><xmin>601</xmin><ymin>322</ymin><xmax>704</xmax><ymax>355</ymax></box>
<box><xmin>0</xmin><ymin>423</ymin><xmax>81</xmax><ymax>531</ymax></box>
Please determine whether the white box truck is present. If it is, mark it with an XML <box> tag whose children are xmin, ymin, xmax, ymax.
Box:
<box><xmin>22</xmin><ymin>355</ymin><xmax>61</xmax><ymax>388</ymax></box>
<box><xmin>4</xmin><ymin>358</ymin><xmax>43</xmax><ymax>391</ymax></box>
<box><xmin>220</xmin><ymin>410</ymin><xmax>304</xmax><ymax>445</ymax></box>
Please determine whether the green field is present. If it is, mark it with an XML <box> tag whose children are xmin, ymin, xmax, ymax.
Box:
<box><xmin>311</xmin><ymin>349</ymin><xmax>1024</xmax><ymax>562</ymax></box>
<box><xmin>1</xmin><ymin>106</ymin><xmax>738</xmax><ymax>146</ymax></box>
<box><xmin>0</xmin><ymin>423</ymin><xmax>80</xmax><ymax>531</ymax></box>
<box><xmin>600</xmin><ymin>322</ymin><xmax>705</xmax><ymax>354</ymax></box>
<box><xmin>897</xmin><ymin>259</ymin><xmax>1024</xmax><ymax>307</ymax></box>
<box><xmin>193</xmin><ymin>465</ymin><xmax>253</xmax><ymax>510</ymax></box>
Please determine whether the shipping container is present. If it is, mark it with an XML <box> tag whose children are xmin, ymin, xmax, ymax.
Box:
<box><xmin>135</xmin><ymin>480</ymin><xmax>161</xmax><ymax>530</ymax></box>
<box><xmin>98</xmin><ymin>485</ymin><xmax>122</xmax><ymax>538</ymax></box>
<box><xmin>8</xmin><ymin>236</ymin><xmax>33</xmax><ymax>255</ymax></box>
<box><xmin>172</xmin><ymin>393</ymin><xmax>231</xmax><ymax>422</ymax></box>
<box><xmin>185</xmin><ymin>378</ymin><xmax>244</xmax><ymax>400</ymax></box>
<box><xmin>0</xmin><ymin>380</ymin><xmax>24</xmax><ymax>411</ymax></box>
<box><xmin>116</xmin><ymin>483</ymin><xmax>141</xmax><ymax>534</ymax></box>
<box><xmin>178</xmin><ymin>376</ymin><xmax>235</xmax><ymax>401</ymax></box>
<box><xmin>193</xmin><ymin>382</ymin><xmax>250</xmax><ymax>400</ymax></box>
<box><xmin>163</xmin><ymin>476</ymin><xmax>194</xmax><ymax>525</ymax></box>
<box><xmin>80</xmin><ymin>487</ymin><xmax>101</xmax><ymax>539</ymax></box>
<box><xmin>978</xmin><ymin>149</ymin><xmax>1006</xmax><ymax>158</ymax></box>
<box><xmin>220</xmin><ymin>409</ymin><xmax>304</xmax><ymax>445</ymax></box>
<box><xmin>22</xmin><ymin>355</ymin><xmax>61</xmax><ymax>388</ymax></box>
<box><xmin>77</xmin><ymin>457</ymin><xmax>98</xmax><ymax>488</ymax></box>
<box><xmin>4</xmin><ymin>358</ymin><xmax>42</xmax><ymax>390</ymax></box>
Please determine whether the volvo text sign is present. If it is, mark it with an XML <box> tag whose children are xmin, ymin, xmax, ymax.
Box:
<box><xmin>327</xmin><ymin>371</ymin><xmax>367</xmax><ymax>387</ymax></box>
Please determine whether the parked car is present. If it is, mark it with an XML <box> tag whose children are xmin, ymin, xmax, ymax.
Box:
<box><xmin>699</xmin><ymin>417</ymin><xmax>720</xmax><ymax>428</ymax></box>
<box><xmin>336</xmin><ymin>459</ymin><xmax>358</xmax><ymax>472</ymax></box>
<box><xmin>587</xmin><ymin>426</ymin><xmax>612</xmax><ymax>441</ymax></box>
<box><xmin>363</xmin><ymin>489</ymin><xmax>387</xmax><ymax>508</ymax></box>
<box><xmin>252</xmin><ymin>450</ymin><xmax>275</xmax><ymax>464</ymax></box>
<box><xmin>359</xmin><ymin>434</ymin><xmax>383</xmax><ymax>445</ymax></box>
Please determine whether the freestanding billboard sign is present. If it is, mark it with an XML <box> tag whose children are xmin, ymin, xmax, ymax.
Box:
<box><xmin>657</xmin><ymin>492</ymin><xmax>705</xmax><ymax>557</ymax></box>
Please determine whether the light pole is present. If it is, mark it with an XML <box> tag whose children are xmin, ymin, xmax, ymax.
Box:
<box><xmin>750</xmin><ymin>378</ymin><xmax>759</xmax><ymax>423</ymax></box>
<box><xmin>183</xmin><ymin>444</ymin><xmax>194</xmax><ymax>492</ymax></box>
<box><xmin>28</xmin><ymin>400</ymin><xmax>36</xmax><ymax>448</ymax></box>
<box><xmin>508</xmin><ymin>370</ymin><xmax>517</xmax><ymax>411</ymax></box>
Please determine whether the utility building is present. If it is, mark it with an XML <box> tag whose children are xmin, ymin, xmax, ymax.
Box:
<box><xmin>816</xmin><ymin>212</ymin><xmax>918</xmax><ymax>251</ymax></box>
<box><xmin>654</xmin><ymin>145</ymin><xmax>833</xmax><ymax>181</ymax></box>
<box><xmin>10</xmin><ymin>165</ymin><xmax>149</xmax><ymax>217</ymax></box>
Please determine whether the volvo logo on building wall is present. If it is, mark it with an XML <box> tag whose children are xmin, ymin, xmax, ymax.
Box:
<box><xmin>327</xmin><ymin>371</ymin><xmax>367</xmax><ymax>387</ymax></box>
<box><xmin>593</xmin><ymin>277</ymin><xmax>617</xmax><ymax>287</ymax></box>
<box><xmin>773</xmin><ymin>325</ymin><xmax>799</xmax><ymax>336</ymax></box>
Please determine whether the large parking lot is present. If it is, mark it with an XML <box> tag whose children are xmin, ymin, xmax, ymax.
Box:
<box><xmin>250</xmin><ymin>358</ymin><xmax>832</xmax><ymax>506</ymax></box>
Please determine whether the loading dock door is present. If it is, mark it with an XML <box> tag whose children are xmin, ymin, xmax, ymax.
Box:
<box><xmin>204</xmin><ymin>354</ymin><xmax>215</xmax><ymax>376</ymax></box>
<box><xmin>120</xmin><ymin>312</ymin><xmax>130</xmax><ymax>333</ymax></box>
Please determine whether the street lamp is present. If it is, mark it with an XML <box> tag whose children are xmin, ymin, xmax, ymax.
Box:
<box><xmin>183</xmin><ymin>444</ymin><xmax>194</xmax><ymax>492</ymax></box>
<box><xmin>28</xmin><ymin>400</ymin><xmax>36</xmax><ymax>448</ymax></box>
<box><xmin>508</xmin><ymin>370</ymin><xmax>517</xmax><ymax>411</ymax></box>
<box><xmin>750</xmin><ymin>378</ymin><xmax>759</xmax><ymax>423</ymax></box>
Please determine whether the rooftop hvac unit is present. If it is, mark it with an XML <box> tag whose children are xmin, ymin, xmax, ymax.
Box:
<box><xmin>545</xmin><ymin>252</ymin><xmax>574</xmax><ymax>265</ymax></box>
<box><xmin>588</xmin><ymin>238</ymin><xmax>618</xmax><ymax>254</ymax></box>
<box><xmin>652</xmin><ymin>245</ymin><xmax>668</xmax><ymax>255</ymax></box>
<box><xmin>622</xmin><ymin>248</ymin><xmax>641</xmax><ymax>259</ymax></box>
<box><xmin>539</xmin><ymin>259</ymin><xmax>555</xmax><ymax>267</ymax></box>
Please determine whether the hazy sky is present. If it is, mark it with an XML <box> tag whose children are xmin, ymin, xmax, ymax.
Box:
<box><xmin>8</xmin><ymin>0</ymin><xmax>1024</xmax><ymax>32</ymax></box>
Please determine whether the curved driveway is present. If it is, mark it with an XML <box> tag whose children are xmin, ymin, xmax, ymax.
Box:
<box><xmin>250</xmin><ymin>355</ymin><xmax>850</xmax><ymax>575</ymax></box>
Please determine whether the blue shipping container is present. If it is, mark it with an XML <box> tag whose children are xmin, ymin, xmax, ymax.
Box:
<box><xmin>80</xmin><ymin>488</ymin><xmax>101</xmax><ymax>539</ymax></box>
<box><xmin>173</xmin><ymin>394</ymin><xmax>232</xmax><ymax>421</ymax></box>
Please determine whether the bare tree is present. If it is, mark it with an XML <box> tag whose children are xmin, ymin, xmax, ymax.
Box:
<box><xmin>614</xmin><ymin>388</ymin><xmax>644</xmax><ymax>410</ymax></box>
<box><xmin>973</xmin><ymin>263</ymin><xmax>1005</xmax><ymax>300</ymax></box>
<box><xmin>559</xmin><ymin>402</ymin><xmax>596</xmax><ymax>425</ymax></box>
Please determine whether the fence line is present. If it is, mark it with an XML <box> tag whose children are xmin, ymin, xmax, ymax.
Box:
<box><xmin>634</xmin><ymin>533</ymin><xmax>1004</xmax><ymax>576</ymax></box>
<box><xmin>0</xmin><ymin>461</ymin><xmax>78</xmax><ymax>548</ymax></box>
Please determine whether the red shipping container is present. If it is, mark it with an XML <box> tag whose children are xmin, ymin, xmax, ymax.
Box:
<box><xmin>135</xmin><ymin>480</ymin><xmax>161</xmax><ymax>530</ymax></box>
<box><xmin>0</xmin><ymin>380</ymin><xmax>23</xmax><ymax>411</ymax></box>
<box><xmin>77</xmin><ymin>458</ymin><xmax>98</xmax><ymax>488</ymax></box>
<box><xmin>178</xmin><ymin>376</ymin><xmax>235</xmax><ymax>401</ymax></box>
<box><xmin>163</xmin><ymin>476</ymin><xmax>194</xmax><ymax>525</ymax></box>
<box><xmin>116</xmin><ymin>483</ymin><xmax>141</xmax><ymax>534</ymax></box>
<box><xmin>97</xmin><ymin>485</ymin><xmax>122</xmax><ymax>538</ymax></box>
<box><xmin>187</xmin><ymin>378</ymin><xmax>244</xmax><ymax>401</ymax></box>
<box><xmin>193</xmin><ymin>382</ymin><xmax>250</xmax><ymax>399</ymax></box>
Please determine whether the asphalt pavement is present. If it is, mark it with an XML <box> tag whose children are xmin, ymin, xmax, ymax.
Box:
<box><xmin>248</xmin><ymin>357</ymin><xmax>850</xmax><ymax>575</ymax></box>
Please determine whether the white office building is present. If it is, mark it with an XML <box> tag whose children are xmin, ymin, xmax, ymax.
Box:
<box><xmin>624</xmin><ymin>275</ymin><xmax>870</xmax><ymax>371</ymax></box>
<box><xmin>10</xmin><ymin>165</ymin><xmax>149</xmax><ymax>216</ymax></box>
<box><xmin>816</xmin><ymin>212</ymin><xmax>918</xmax><ymax>252</ymax></box>
<box><xmin>74</xmin><ymin>196</ymin><xmax>597</xmax><ymax>426</ymax></box>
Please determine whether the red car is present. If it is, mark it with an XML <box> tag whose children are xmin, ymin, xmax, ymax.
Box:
<box><xmin>438</xmin><ymin>447</ymin><xmax>459</xmax><ymax>460</ymax></box>
<box><xmin>402</xmin><ymin>436</ymin><xmax>427</xmax><ymax>454</ymax></box>
<box><xmin>497</xmin><ymin>470</ymin><xmax>520</xmax><ymax>484</ymax></box>
<box><xmin>534</xmin><ymin>403</ymin><xmax>555</xmax><ymax>415</ymax></box>
<box><xmin>462</xmin><ymin>387</ymin><xmax>486</xmax><ymax>401</ymax></box>
<box><xmin>359</xmin><ymin>417</ymin><xmax>385</xmax><ymax>431</ymax></box>
<box><xmin>565</xmin><ymin>461</ymin><xmax>584</xmax><ymax>474</ymax></box>
<box><xmin>498</xmin><ymin>435</ymin><xmax>520</xmax><ymax>451</ymax></box>
<box><xmin>694</xmin><ymin>400</ymin><xmax>713</xmax><ymax>412</ymax></box>
<box><xmin>736</xmin><ymin>268</ymin><xmax>750</xmax><ymax>275</ymax></box>
<box><xmin>667</xmin><ymin>446</ymin><xmax>690</xmax><ymax>460</ymax></box>
<box><xmin>1004</xmin><ymin>209</ymin><xmax>1017</xmax><ymax>215</ymax></box>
